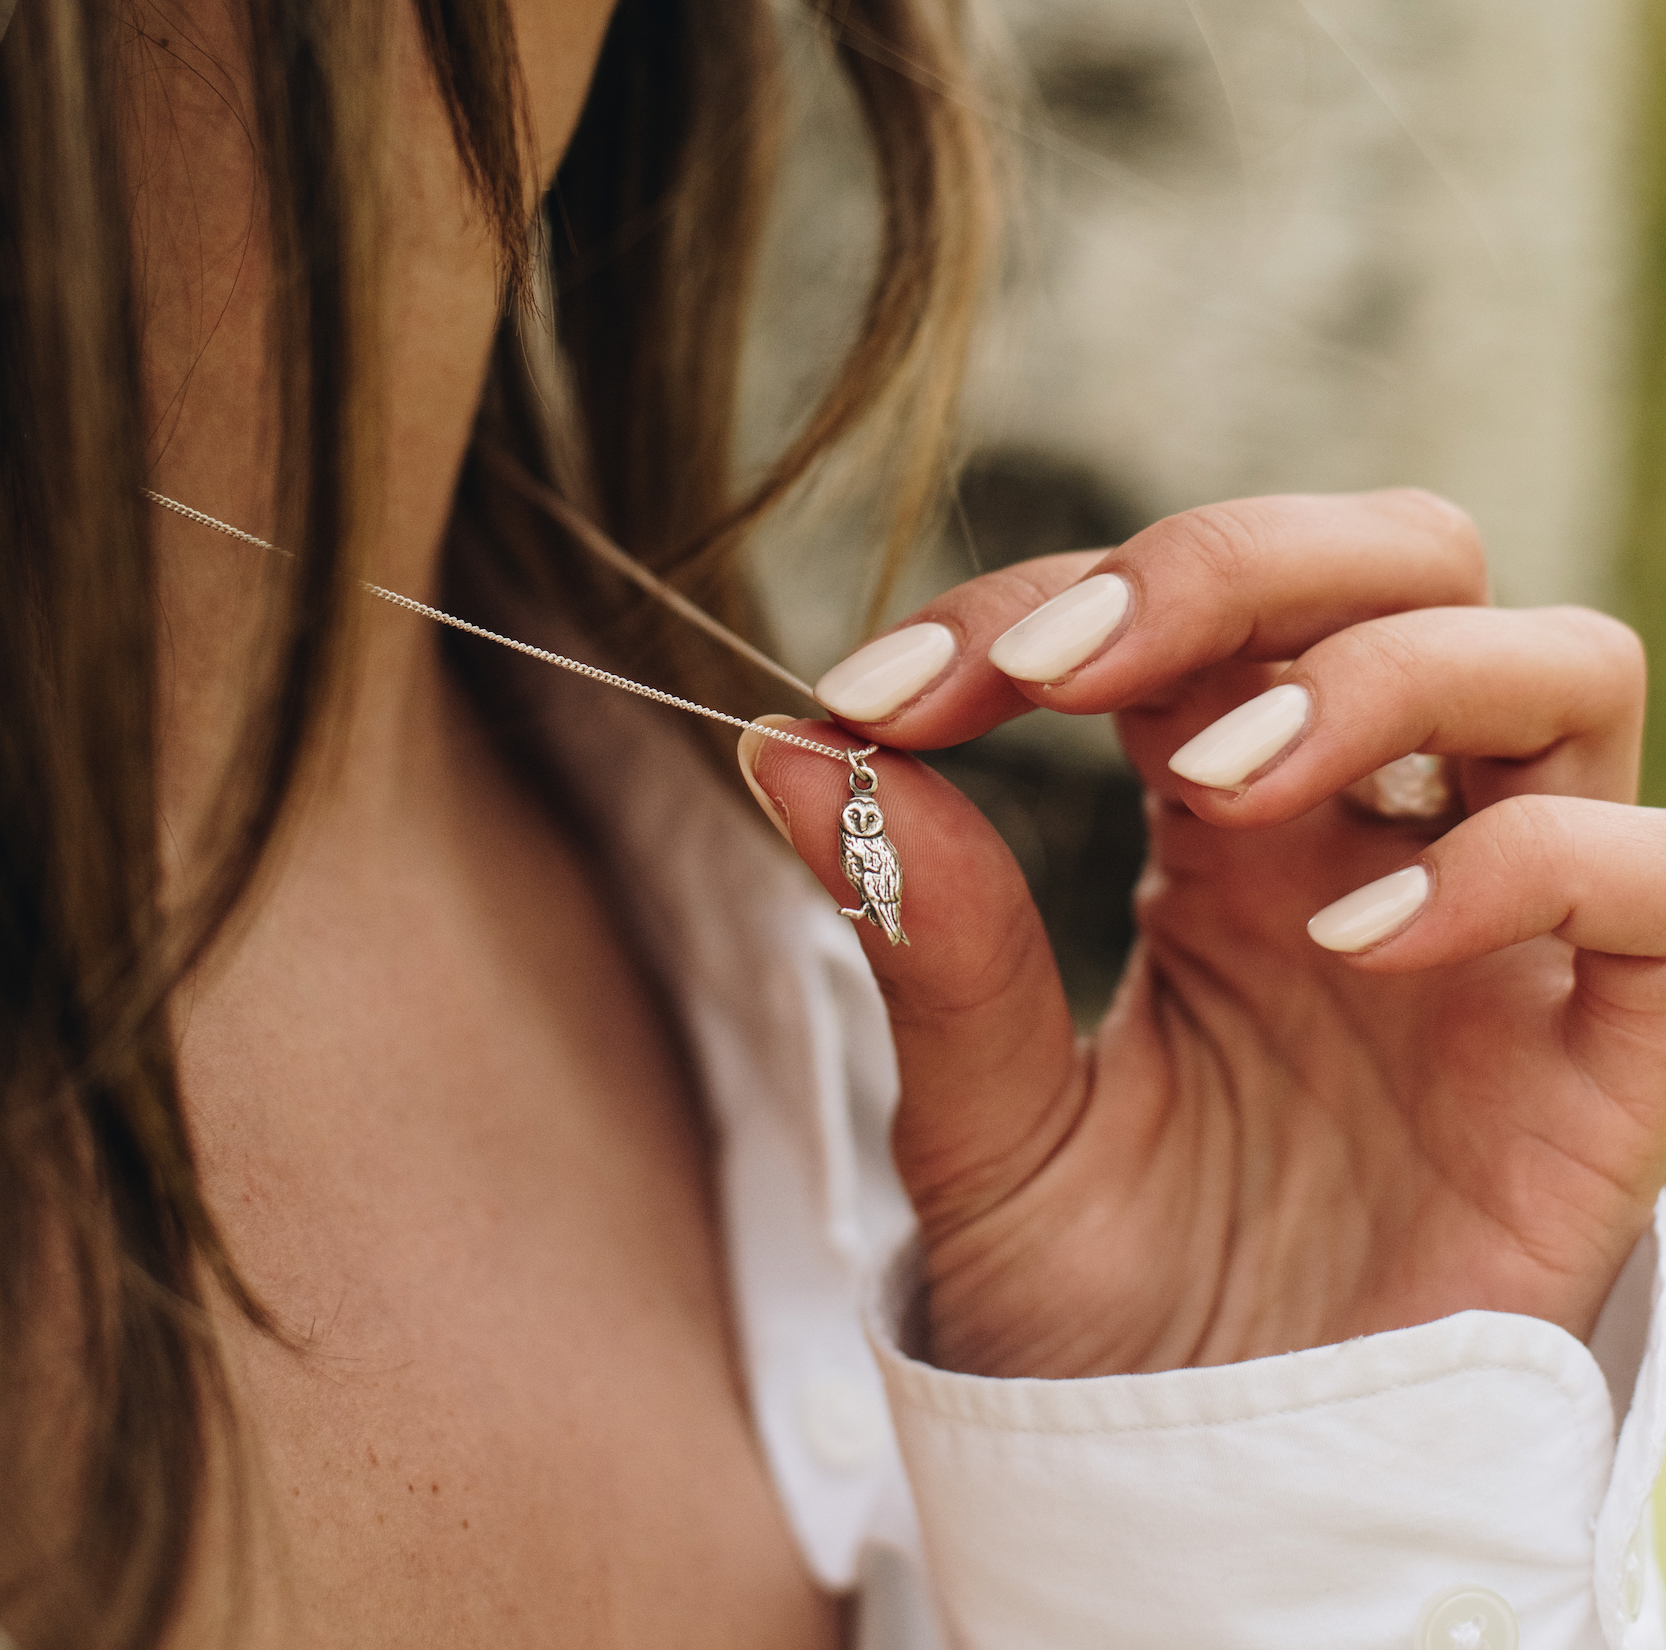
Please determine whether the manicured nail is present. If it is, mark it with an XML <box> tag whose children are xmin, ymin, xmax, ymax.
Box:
<box><xmin>816</xmin><ymin>623</ymin><xmax>956</xmax><ymax>721</ymax></box>
<box><xmin>987</xmin><ymin>574</ymin><xmax>1131</xmax><ymax>683</ymax></box>
<box><xmin>1168</xmin><ymin>683</ymin><xmax>1311</xmax><ymax>790</ymax></box>
<box><xmin>736</xmin><ymin>714</ymin><xmax>795</xmax><ymax>843</ymax></box>
<box><xmin>1307</xmin><ymin>865</ymin><xmax>1430</xmax><ymax>953</ymax></box>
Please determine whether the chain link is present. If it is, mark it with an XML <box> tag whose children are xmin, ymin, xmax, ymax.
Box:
<box><xmin>141</xmin><ymin>490</ymin><xmax>874</xmax><ymax>766</ymax></box>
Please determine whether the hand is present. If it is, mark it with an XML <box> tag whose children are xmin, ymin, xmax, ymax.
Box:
<box><xmin>739</xmin><ymin>489</ymin><xmax>1666</xmax><ymax>1378</ymax></box>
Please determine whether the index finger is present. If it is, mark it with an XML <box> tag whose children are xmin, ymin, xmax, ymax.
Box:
<box><xmin>817</xmin><ymin>489</ymin><xmax>1486</xmax><ymax>751</ymax></box>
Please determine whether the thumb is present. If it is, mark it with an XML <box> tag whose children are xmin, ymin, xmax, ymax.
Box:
<box><xmin>737</xmin><ymin>717</ymin><xmax>1082</xmax><ymax>1232</ymax></box>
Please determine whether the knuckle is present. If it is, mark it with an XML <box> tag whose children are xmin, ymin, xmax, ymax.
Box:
<box><xmin>1160</xmin><ymin>502</ymin><xmax>1264</xmax><ymax>588</ymax></box>
<box><xmin>1474</xmin><ymin>792</ymin><xmax>1577</xmax><ymax>877</ymax></box>
<box><xmin>1358</xmin><ymin>620</ymin><xmax>1424</xmax><ymax>680</ymax></box>
<box><xmin>1389</xmin><ymin>486</ymin><xmax>1479</xmax><ymax>544</ymax></box>
<box><xmin>1166</xmin><ymin>506</ymin><xmax>1252</xmax><ymax>583</ymax></box>
<box><xmin>1386</xmin><ymin>487</ymin><xmax>1487</xmax><ymax>594</ymax></box>
<box><xmin>1560</xmin><ymin>607</ymin><xmax>1647</xmax><ymax>695</ymax></box>
<box><xmin>1326</xmin><ymin>619</ymin><xmax>1424</xmax><ymax>694</ymax></box>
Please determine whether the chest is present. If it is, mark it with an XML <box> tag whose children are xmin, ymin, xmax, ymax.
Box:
<box><xmin>174</xmin><ymin>790</ymin><xmax>839</xmax><ymax>1648</ymax></box>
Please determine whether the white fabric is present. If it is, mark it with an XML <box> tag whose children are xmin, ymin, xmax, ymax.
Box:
<box><xmin>873</xmin><ymin>1251</ymin><xmax>1655</xmax><ymax>1649</ymax></box>
<box><xmin>508</xmin><ymin>632</ymin><xmax>1666</xmax><ymax>1650</ymax></box>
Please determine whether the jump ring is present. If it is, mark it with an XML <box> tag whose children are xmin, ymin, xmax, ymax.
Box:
<box><xmin>847</xmin><ymin>744</ymin><xmax>879</xmax><ymax>793</ymax></box>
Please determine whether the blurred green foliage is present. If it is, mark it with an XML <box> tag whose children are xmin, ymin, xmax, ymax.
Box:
<box><xmin>1623</xmin><ymin>0</ymin><xmax>1666</xmax><ymax>805</ymax></box>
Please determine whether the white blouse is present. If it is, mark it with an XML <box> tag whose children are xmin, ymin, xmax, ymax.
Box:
<box><xmin>528</xmin><ymin>639</ymin><xmax>1666</xmax><ymax>1650</ymax></box>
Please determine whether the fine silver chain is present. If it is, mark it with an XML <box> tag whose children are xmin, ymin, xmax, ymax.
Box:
<box><xmin>141</xmin><ymin>489</ymin><xmax>874</xmax><ymax>767</ymax></box>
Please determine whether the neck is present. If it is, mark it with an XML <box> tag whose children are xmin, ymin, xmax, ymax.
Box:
<box><xmin>140</xmin><ymin>28</ymin><xmax>495</xmax><ymax>881</ymax></box>
<box><xmin>135</xmin><ymin>0</ymin><xmax>614</xmax><ymax>893</ymax></box>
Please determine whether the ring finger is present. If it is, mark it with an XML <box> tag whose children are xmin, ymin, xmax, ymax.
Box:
<box><xmin>1161</xmin><ymin>605</ymin><xmax>1645</xmax><ymax>827</ymax></box>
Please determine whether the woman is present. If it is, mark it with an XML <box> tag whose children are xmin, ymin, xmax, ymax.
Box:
<box><xmin>1</xmin><ymin>0</ymin><xmax>1662</xmax><ymax>1646</ymax></box>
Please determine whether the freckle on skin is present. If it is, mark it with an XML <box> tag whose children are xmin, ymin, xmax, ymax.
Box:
<box><xmin>431</xmin><ymin>1483</ymin><xmax>439</xmax><ymax>1494</ymax></box>
<box><xmin>367</xmin><ymin>1447</ymin><xmax>378</xmax><ymax>1467</ymax></box>
<box><xmin>461</xmin><ymin>1519</ymin><xmax>469</xmax><ymax>1530</ymax></box>
<box><xmin>407</xmin><ymin>1483</ymin><xmax>414</xmax><ymax>1493</ymax></box>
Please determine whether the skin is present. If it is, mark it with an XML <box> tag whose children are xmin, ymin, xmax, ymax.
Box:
<box><xmin>748</xmin><ymin>488</ymin><xmax>1666</xmax><ymax>1378</ymax></box>
<box><xmin>136</xmin><ymin>2</ymin><xmax>837</xmax><ymax>1645</ymax></box>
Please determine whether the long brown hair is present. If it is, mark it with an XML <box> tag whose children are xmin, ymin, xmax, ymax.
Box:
<box><xmin>0</xmin><ymin>0</ymin><xmax>993</xmax><ymax>1644</ymax></box>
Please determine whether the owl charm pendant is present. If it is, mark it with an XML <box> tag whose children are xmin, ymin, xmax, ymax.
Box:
<box><xmin>837</xmin><ymin>746</ymin><xmax>909</xmax><ymax>947</ymax></box>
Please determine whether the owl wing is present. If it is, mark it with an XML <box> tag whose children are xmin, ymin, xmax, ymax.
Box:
<box><xmin>855</xmin><ymin>833</ymin><xmax>902</xmax><ymax>906</ymax></box>
<box><xmin>840</xmin><ymin>832</ymin><xmax>869</xmax><ymax>898</ymax></box>
<box><xmin>856</xmin><ymin>833</ymin><xmax>908</xmax><ymax>946</ymax></box>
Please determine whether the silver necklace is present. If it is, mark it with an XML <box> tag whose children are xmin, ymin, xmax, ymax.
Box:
<box><xmin>142</xmin><ymin>466</ymin><xmax>910</xmax><ymax>946</ymax></box>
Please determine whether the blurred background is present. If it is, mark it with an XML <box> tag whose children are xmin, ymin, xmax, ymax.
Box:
<box><xmin>734</xmin><ymin>0</ymin><xmax>1664</xmax><ymax>1024</ymax></box>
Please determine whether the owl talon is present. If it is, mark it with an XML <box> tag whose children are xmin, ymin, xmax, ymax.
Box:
<box><xmin>840</xmin><ymin>903</ymin><xmax>909</xmax><ymax>946</ymax></box>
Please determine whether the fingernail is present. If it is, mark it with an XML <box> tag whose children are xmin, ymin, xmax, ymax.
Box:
<box><xmin>1168</xmin><ymin>683</ymin><xmax>1311</xmax><ymax>790</ymax></box>
<box><xmin>1307</xmin><ymin>865</ymin><xmax>1430</xmax><ymax>953</ymax></box>
<box><xmin>987</xmin><ymin>573</ymin><xmax>1131</xmax><ymax>683</ymax></box>
<box><xmin>736</xmin><ymin>714</ymin><xmax>795</xmax><ymax>843</ymax></box>
<box><xmin>815</xmin><ymin>623</ymin><xmax>956</xmax><ymax>721</ymax></box>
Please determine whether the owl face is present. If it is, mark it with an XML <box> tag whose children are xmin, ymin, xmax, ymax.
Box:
<box><xmin>841</xmin><ymin>797</ymin><xmax>885</xmax><ymax>838</ymax></box>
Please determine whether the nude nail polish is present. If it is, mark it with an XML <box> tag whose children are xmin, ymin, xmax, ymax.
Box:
<box><xmin>815</xmin><ymin>623</ymin><xmax>956</xmax><ymax>721</ymax></box>
<box><xmin>1307</xmin><ymin>865</ymin><xmax>1430</xmax><ymax>953</ymax></box>
<box><xmin>987</xmin><ymin>574</ymin><xmax>1131</xmax><ymax>683</ymax></box>
<box><xmin>736</xmin><ymin>715</ymin><xmax>795</xmax><ymax>843</ymax></box>
<box><xmin>1168</xmin><ymin>683</ymin><xmax>1311</xmax><ymax>790</ymax></box>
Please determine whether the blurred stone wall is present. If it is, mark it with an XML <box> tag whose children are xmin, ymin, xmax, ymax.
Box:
<box><xmin>738</xmin><ymin>0</ymin><xmax>1644</xmax><ymax>1013</ymax></box>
